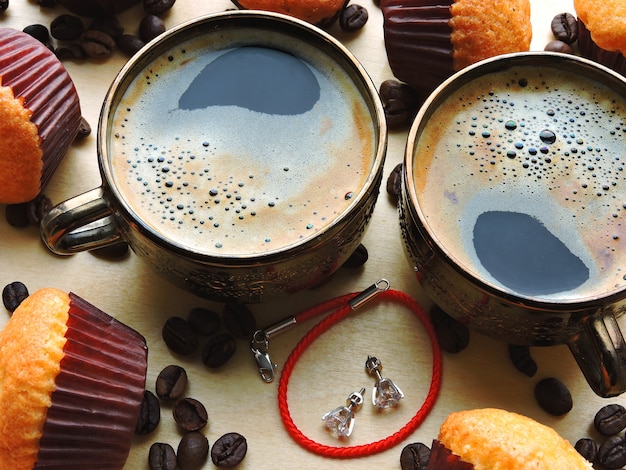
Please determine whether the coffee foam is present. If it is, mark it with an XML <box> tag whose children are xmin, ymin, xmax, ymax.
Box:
<box><xmin>412</xmin><ymin>64</ymin><xmax>626</xmax><ymax>301</ymax></box>
<box><xmin>108</xmin><ymin>30</ymin><xmax>375</xmax><ymax>256</ymax></box>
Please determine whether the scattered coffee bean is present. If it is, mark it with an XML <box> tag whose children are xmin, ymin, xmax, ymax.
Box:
<box><xmin>26</xmin><ymin>194</ymin><xmax>52</xmax><ymax>226</ymax></box>
<box><xmin>74</xmin><ymin>116</ymin><xmax>92</xmax><ymax>139</ymax></box>
<box><xmin>594</xmin><ymin>404</ymin><xmax>626</xmax><ymax>436</ymax></box>
<box><xmin>162</xmin><ymin>316</ymin><xmax>198</xmax><ymax>355</ymax></box>
<box><xmin>187</xmin><ymin>307</ymin><xmax>220</xmax><ymax>336</ymax></box>
<box><xmin>544</xmin><ymin>40</ymin><xmax>573</xmax><ymax>54</ymax></box>
<box><xmin>222</xmin><ymin>303</ymin><xmax>256</xmax><ymax>340</ymax></box>
<box><xmin>50</xmin><ymin>14</ymin><xmax>84</xmax><ymax>40</ymax></box>
<box><xmin>598</xmin><ymin>434</ymin><xmax>626</xmax><ymax>469</ymax></box>
<box><xmin>379</xmin><ymin>79</ymin><xmax>421</xmax><ymax>130</ymax></box>
<box><xmin>2</xmin><ymin>281</ymin><xmax>29</xmax><ymax>312</ymax></box>
<box><xmin>0</xmin><ymin>0</ymin><xmax>8</xmax><ymax>12</ymax></box>
<box><xmin>156</xmin><ymin>364</ymin><xmax>188</xmax><ymax>401</ymax></box>
<box><xmin>140</xmin><ymin>14</ymin><xmax>166</xmax><ymax>42</ymax></box>
<box><xmin>551</xmin><ymin>12</ymin><xmax>578</xmax><ymax>44</ymax></box>
<box><xmin>202</xmin><ymin>333</ymin><xmax>237</xmax><ymax>368</ymax></box>
<box><xmin>534</xmin><ymin>377</ymin><xmax>572</xmax><ymax>416</ymax></box>
<box><xmin>508</xmin><ymin>344</ymin><xmax>537</xmax><ymax>377</ymax></box>
<box><xmin>55</xmin><ymin>42</ymin><xmax>87</xmax><ymax>60</ymax></box>
<box><xmin>400</xmin><ymin>442</ymin><xmax>430</xmax><ymax>470</ymax></box>
<box><xmin>342</xmin><ymin>243</ymin><xmax>368</xmax><ymax>268</ymax></box>
<box><xmin>575</xmin><ymin>438</ymin><xmax>598</xmax><ymax>463</ymax></box>
<box><xmin>211</xmin><ymin>432</ymin><xmax>248</xmax><ymax>468</ymax></box>
<box><xmin>23</xmin><ymin>24</ymin><xmax>50</xmax><ymax>43</ymax></box>
<box><xmin>339</xmin><ymin>4</ymin><xmax>368</xmax><ymax>32</ymax></box>
<box><xmin>144</xmin><ymin>0</ymin><xmax>176</xmax><ymax>16</ymax></box>
<box><xmin>5</xmin><ymin>203</ymin><xmax>30</xmax><ymax>228</ymax></box>
<box><xmin>429</xmin><ymin>306</ymin><xmax>470</xmax><ymax>353</ymax></box>
<box><xmin>135</xmin><ymin>390</ymin><xmax>161</xmax><ymax>435</ymax></box>
<box><xmin>88</xmin><ymin>16</ymin><xmax>124</xmax><ymax>40</ymax></box>
<box><xmin>177</xmin><ymin>431</ymin><xmax>209</xmax><ymax>470</ymax></box>
<box><xmin>80</xmin><ymin>29</ymin><xmax>116</xmax><ymax>58</ymax></box>
<box><xmin>148</xmin><ymin>442</ymin><xmax>178</xmax><ymax>470</ymax></box>
<box><xmin>386</xmin><ymin>162</ymin><xmax>403</xmax><ymax>201</ymax></box>
<box><xmin>173</xmin><ymin>397</ymin><xmax>208</xmax><ymax>432</ymax></box>
<box><xmin>117</xmin><ymin>34</ymin><xmax>146</xmax><ymax>56</ymax></box>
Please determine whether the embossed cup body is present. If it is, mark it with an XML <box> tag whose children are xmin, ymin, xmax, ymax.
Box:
<box><xmin>41</xmin><ymin>11</ymin><xmax>386</xmax><ymax>303</ymax></box>
<box><xmin>399</xmin><ymin>52</ymin><xmax>626</xmax><ymax>397</ymax></box>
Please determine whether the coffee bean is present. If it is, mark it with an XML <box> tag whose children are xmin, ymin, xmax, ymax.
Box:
<box><xmin>26</xmin><ymin>194</ymin><xmax>52</xmax><ymax>226</ymax></box>
<box><xmin>148</xmin><ymin>442</ymin><xmax>178</xmax><ymax>470</ymax></box>
<box><xmin>544</xmin><ymin>40</ymin><xmax>573</xmax><ymax>54</ymax></box>
<box><xmin>162</xmin><ymin>316</ymin><xmax>198</xmax><ymax>355</ymax></box>
<box><xmin>575</xmin><ymin>438</ymin><xmax>598</xmax><ymax>463</ymax></box>
<box><xmin>80</xmin><ymin>30</ymin><xmax>115</xmax><ymax>58</ymax></box>
<box><xmin>187</xmin><ymin>307</ymin><xmax>220</xmax><ymax>336</ymax></box>
<box><xmin>508</xmin><ymin>344</ymin><xmax>537</xmax><ymax>377</ymax></box>
<box><xmin>379</xmin><ymin>80</ymin><xmax>420</xmax><ymax>130</ymax></box>
<box><xmin>534</xmin><ymin>377</ymin><xmax>572</xmax><ymax>416</ymax></box>
<box><xmin>156</xmin><ymin>364</ymin><xmax>187</xmax><ymax>401</ymax></box>
<box><xmin>0</xmin><ymin>0</ymin><xmax>8</xmax><ymax>12</ymax></box>
<box><xmin>222</xmin><ymin>303</ymin><xmax>256</xmax><ymax>340</ymax></box>
<box><xmin>177</xmin><ymin>431</ymin><xmax>209</xmax><ymax>470</ymax></box>
<box><xmin>400</xmin><ymin>442</ymin><xmax>430</xmax><ymax>470</ymax></box>
<box><xmin>50</xmin><ymin>14</ymin><xmax>84</xmax><ymax>40</ymax></box>
<box><xmin>551</xmin><ymin>12</ymin><xmax>578</xmax><ymax>44</ymax></box>
<box><xmin>23</xmin><ymin>24</ymin><xmax>50</xmax><ymax>43</ymax></box>
<box><xmin>172</xmin><ymin>397</ymin><xmax>208</xmax><ymax>432</ymax></box>
<box><xmin>594</xmin><ymin>404</ymin><xmax>626</xmax><ymax>436</ymax></box>
<box><xmin>430</xmin><ymin>306</ymin><xmax>469</xmax><ymax>353</ymax></box>
<box><xmin>5</xmin><ymin>203</ymin><xmax>30</xmax><ymax>228</ymax></box>
<box><xmin>140</xmin><ymin>14</ymin><xmax>166</xmax><ymax>42</ymax></box>
<box><xmin>202</xmin><ymin>333</ymin><xmax>237</xmax><ymax>368</ymax></box>
<box><xmin>339</xmin><ymin>4</ymin><xmax>368</xmax><ymax>32</ymax></box>
<box><xmin>386</xmin><ymin>162</ymin><xmax>403</xmax><ymax>201</ymax></box>
<box><xmin>598</xmin><ymin>434</ymin><xmax>626</xmax><ymax>469</ymax></box>
<box><xmin>2</xmin><ymin>281</ymin><xmax>29</xmax><ymax>313</ymax></box>
<box><xmin>55</xmin><ymin>42</ymin><xmax>87</xmax><ymax>60</ymax></box>
<box><xmin>75</xmin><ymin>116</ymin><xmax>92</xmax><ymax>139</ymax></box>
<box><xmin>117</xmin><ymin>34</ymin><xmax>146</xmax><ymax>57</ymax></box>
<box><xmin>342</xmin><ymin>243</ymin><xmax>368</xmax><ymax>268</ymax></box>
<box><xmin>144</xmin><ymin>0</ymin><xmax>176</xmax><ymax>16</ymax></box>
<box><xmin>135</xmin><ymin>390</ymin><xmax>161</xmax><ymax>435</ymax></box>
<box><xmin>211</xmin><ymin>432</ymin><xmax>247</xmax><ymax>468</ymax></box>
<box><xmin>88</xmin><ymin>16</ymin><xmax>124</xmax><ymax>40</ymax></box>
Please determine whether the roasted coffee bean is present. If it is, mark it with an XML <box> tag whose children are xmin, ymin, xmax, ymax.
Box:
<box><xmin>0</xmin><ymin>0</ymin><xmax>8</xmax><ymax>12</ymax></box>
<box><xmin>551</xmin><ymin>12</ymin><xmax>578</xmax><ymax>44</ymax></box>
<box><xmin>211</xmin><ymin>432</ymin><xmax>247</xmax><ymax>468</ymax></box>
<box><xmin>594</xmin><ymin>404</ymin><xmax>626</xmax><ymax>436</ymax></box>
<box><xmin>75</xmin><ymin>116</ymin><xmax>92</xmax><ymax>139</ymax></box>
<box><xmin>140</xmin><ymin>14</ymin><xmax>166</xmax><ymax>42</ymax></box>
<box><xmin>5</xmin><ymin>203</ymin><xmax>30</xmax><ymax>228</ymax></box>
<box><xmin>575</xmin><ymin>438</ymin><xmax>598</xmax><ymax>463</ymax></box>
<box><xmin>430</xmin><ymin>306</ymin><xmax>470</xmax><ymax>353</ymax></box>
<box><xmin>544</xmin><ymin>40</ymin><xmax>573</xmax><ymax>54</ymax></box>
<box><xmin>23</xmin><ymin>24</ymin><xmax>50</xmax><ymax>43</ymax></box>
<box><xmin>598</xmin><ymin>434</ymin><xmax>626</xmax><ymax>469</ymax></box>
<box><xmin>508</xmin><ymin>344</ymin><xmax>537</xmax><ymax>377</ymax></box>
<box><xmin>339</xmin><ymin>4</ymin><xmax>368</xmax><ymax>32</ymax></box>
<box><xmin>202</xmin><ymin>333</ymin><xmax>237</xmax><ymax>368</ymax></box>
<box><xmin>148</xmin><ymin>442</ymin><xmax>178</xmax><ymax>470</ymax></box>
<box><xmin>26</xmin><ymin>194</ymin><xmax>52</xmax><ymax>226</ymax></box>
<box><xmin>187</xmin><ymin>307</ymin><xmax>220</xmax><ymax>336</ymax></box>
<box><xmin>379</xmin><ymin>80</ymin><xmax>420</xmax><ymax>130</ymax></box>
<box><xmin>50</xmin><ymin>14</ymin><xmax>84</xmax><ymax>40</ymax></box>
<box><xmin>144</xmin><ymin>0</ymin><xmax>176</xmax><ymax>16</ymax></box>
<box><xmin>400</xmin><ymin>442</ymin><xmax>431</xmax><ymax>470</ymax></box>
<box><xmin>117</xmin><ymin>34</ymin><xmax>146</xmax><ymax>57</ymax></box>
<box><xmin>135</xmin><ymin>390</ymin><xmax>160</xmax><ymax>435</ymax></box>
<box><xmin>162</xmin><ymin>316</ymin><xmax>198</xmax><ymax>355</ymax></box>
<box><xmin>386</xmin><ymin>162</ymin><xmax>403</xmax><ymax>201</ymax></box>
<box><xmin>88</xmin><ymin>16</ymin><xmax>124</xmax><ymax>40</ymax></box>
<box><xmin>177</xmin><ymin>431</ymin><xmax>209</xmax><ymax>470</ymax></box>
<box><xmin>80</xmin><ymin>30</ymin><xmax>115</xmax><ymax>58</ymax></box>
<box><xmin>342</xmin><ymin>243</ymin><xmax>368</xmax><ymax>268</ymax></box>
<box><xmin>2</xmin><ymin>281</ymin><xmax>29</xmax><ymax>313</ymax></box>
<box><xmin>534</xmin><ymin>377</ymin><xmax>572</xmax><ymax>416</ymax></box>
<box><xmin>222</xmin><ymin>303</ymin><xmax>256</xmax><ymax>340</ymax></box>
<box><xmin>173</xmin><ymin>397</ymin><xmax>208</xmax><ymax>432</ymax></box>
<box><xmin>156</xmin><ymin>364</ymin><xmax>188</xmax><ymax>400</ymax></box>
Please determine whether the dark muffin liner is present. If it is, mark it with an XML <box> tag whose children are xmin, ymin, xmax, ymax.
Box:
<box><xmin>577</xmin><ymin>19</ymin><xmax>626</xmax><ymax>77</ymax></box>
<box><xmin>427</xmin><ymin>439</ymin><xmax>474</xmax><ymax>469</ymax></box>
<box><xmin>0</xmin><ymin>28</ymin><xmax>81</xmax><ymax>196</ymax></box>
<box><xmin>381</xmin><ymin>0</ymin><xmax>454</xmax><ymax>92</ymax></box>
<box><xmin>35</xmin><ymin>293</ymin><xmax>148</xmax><ymax>469</ymax></box>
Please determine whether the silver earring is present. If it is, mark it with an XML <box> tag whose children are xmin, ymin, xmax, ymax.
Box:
<box><xmin>365</xmin><ymin>355</ymin><xmax>404</xmax><ymax>409</ymax></box>
<box><xmin>321</xmin><ymin>388</ymin><xmax>365</xmax><ymax>437</ymax></box>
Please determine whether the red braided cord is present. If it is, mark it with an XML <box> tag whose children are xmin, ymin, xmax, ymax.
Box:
<box><xmin>277</xmin><ymin>289</ymin><xmax>442</xmax><ymax>458</ymax></box>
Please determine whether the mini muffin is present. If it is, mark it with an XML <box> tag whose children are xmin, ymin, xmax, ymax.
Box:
<box><xmin>575</xmin><ymin>0</ymin><xmax>626</xmax><ymax>76</ymax></box>
<box><xmin>0</xmin><ymin>28</ymin><xmax>81</xmax><ymax>204</ymax></box>
<box><xmin>57</xmin><ymin>0</ymin><xmax>141</xmax><ymax>16</ymax></box>
<box><xmin>231</xmin><ymin>0</ymin><xmax>349</xmax><ymax>27</ymax></box>
<box><xmin>428</xmin><ymin>408</ymin><xmax>592</xmax><ymax>469</ymax></box>
<box><xmin>0</xmin><ymin>288</ymin><xmax>148</xmax><ymax>470</ymax></box>
<box><xmin>381</xmin><ymin>0</ymin><xmax>532</xmax><ymax>92</ymax></box>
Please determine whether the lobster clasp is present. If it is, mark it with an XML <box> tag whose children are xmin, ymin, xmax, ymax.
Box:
<box><xmin>251</xmin><ymin>330</ymin><xmax>276</xmax><ymax>383</ymax></box>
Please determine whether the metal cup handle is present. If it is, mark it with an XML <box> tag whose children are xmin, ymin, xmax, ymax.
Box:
<box><xmin>567</xmin><ymin>311</ymin><xmax>626</xmax><ymax>398</ymax></box>
<box><xmin>40</xmin><ymin>187</ymin><xmax>123</xmax><ymax>254</ymax></box>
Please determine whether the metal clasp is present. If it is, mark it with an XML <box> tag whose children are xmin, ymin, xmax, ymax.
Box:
<box><xmin>348</xmin><ymin>278</ymin><xmax>390</xmax><ymax>310</ymax></box>
<box><xmin>250</xmin><ymin>316</ymin><xmax>297</xmax><ymax>383</ymax></box>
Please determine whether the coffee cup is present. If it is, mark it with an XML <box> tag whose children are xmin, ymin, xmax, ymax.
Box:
<box><xmin>41</xmin><ymin>11</ymin><xmax>387</xmax><ymax>303</ymax></box>
<box><xmin>399</xmin><ymin>52</ymin><xmax>626</xmax><ymax>397</ymax></box>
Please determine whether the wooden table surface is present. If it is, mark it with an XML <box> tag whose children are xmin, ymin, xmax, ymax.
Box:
<box><xmin>3</xmin><ymin>0</ymin><xmax>623</xmax><ymax>469</ymax></box>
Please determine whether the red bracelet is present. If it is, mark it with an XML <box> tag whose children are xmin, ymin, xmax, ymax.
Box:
<box><xmin>276</xmin><ymin>287</ymin><xmax>442</xmax><ymax>458</ymax></box>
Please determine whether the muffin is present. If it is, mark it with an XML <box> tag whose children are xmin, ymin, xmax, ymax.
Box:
<box><xmin>0</xmin><ymin>28</ymin><xmax>81</xmax><ymax>204</ymax></box>
<box><xmin>58</xmin><ymin>0</ymin><xmax>141</xmax><ymax>17</ymax></box>
<box><xmin>231</xmin><ymin>0</ymin><xmax>349</xmax><ymax>27</ymax></box>
<box><xmin>575</xmin><ymin>0</ymin><xmax>626</xmax><ymax>76</ymax></box>
<box><xmin>381</xmin><ymin>0</ymin><xmax>532</xmax><ymax>92</ymax></box>
<box><xmin>428</xmin><ymin>408</ymin><xmax>592</xmax><ymax>469</ymax></box>
<box><xmin>0</xmin><ymin>288</ymin><xmax>148</xmax><ymax>470</ymax></box>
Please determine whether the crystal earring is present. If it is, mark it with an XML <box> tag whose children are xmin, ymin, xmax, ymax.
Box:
<box><xmin>365</xmin><ymin>355</ymin><xmax>404</xmax><ymax>409</ymax></box>
<box><xmin>321</xmin><ymin>388</ymin><xmax>365</xmax><ymax>437</ymax></box>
